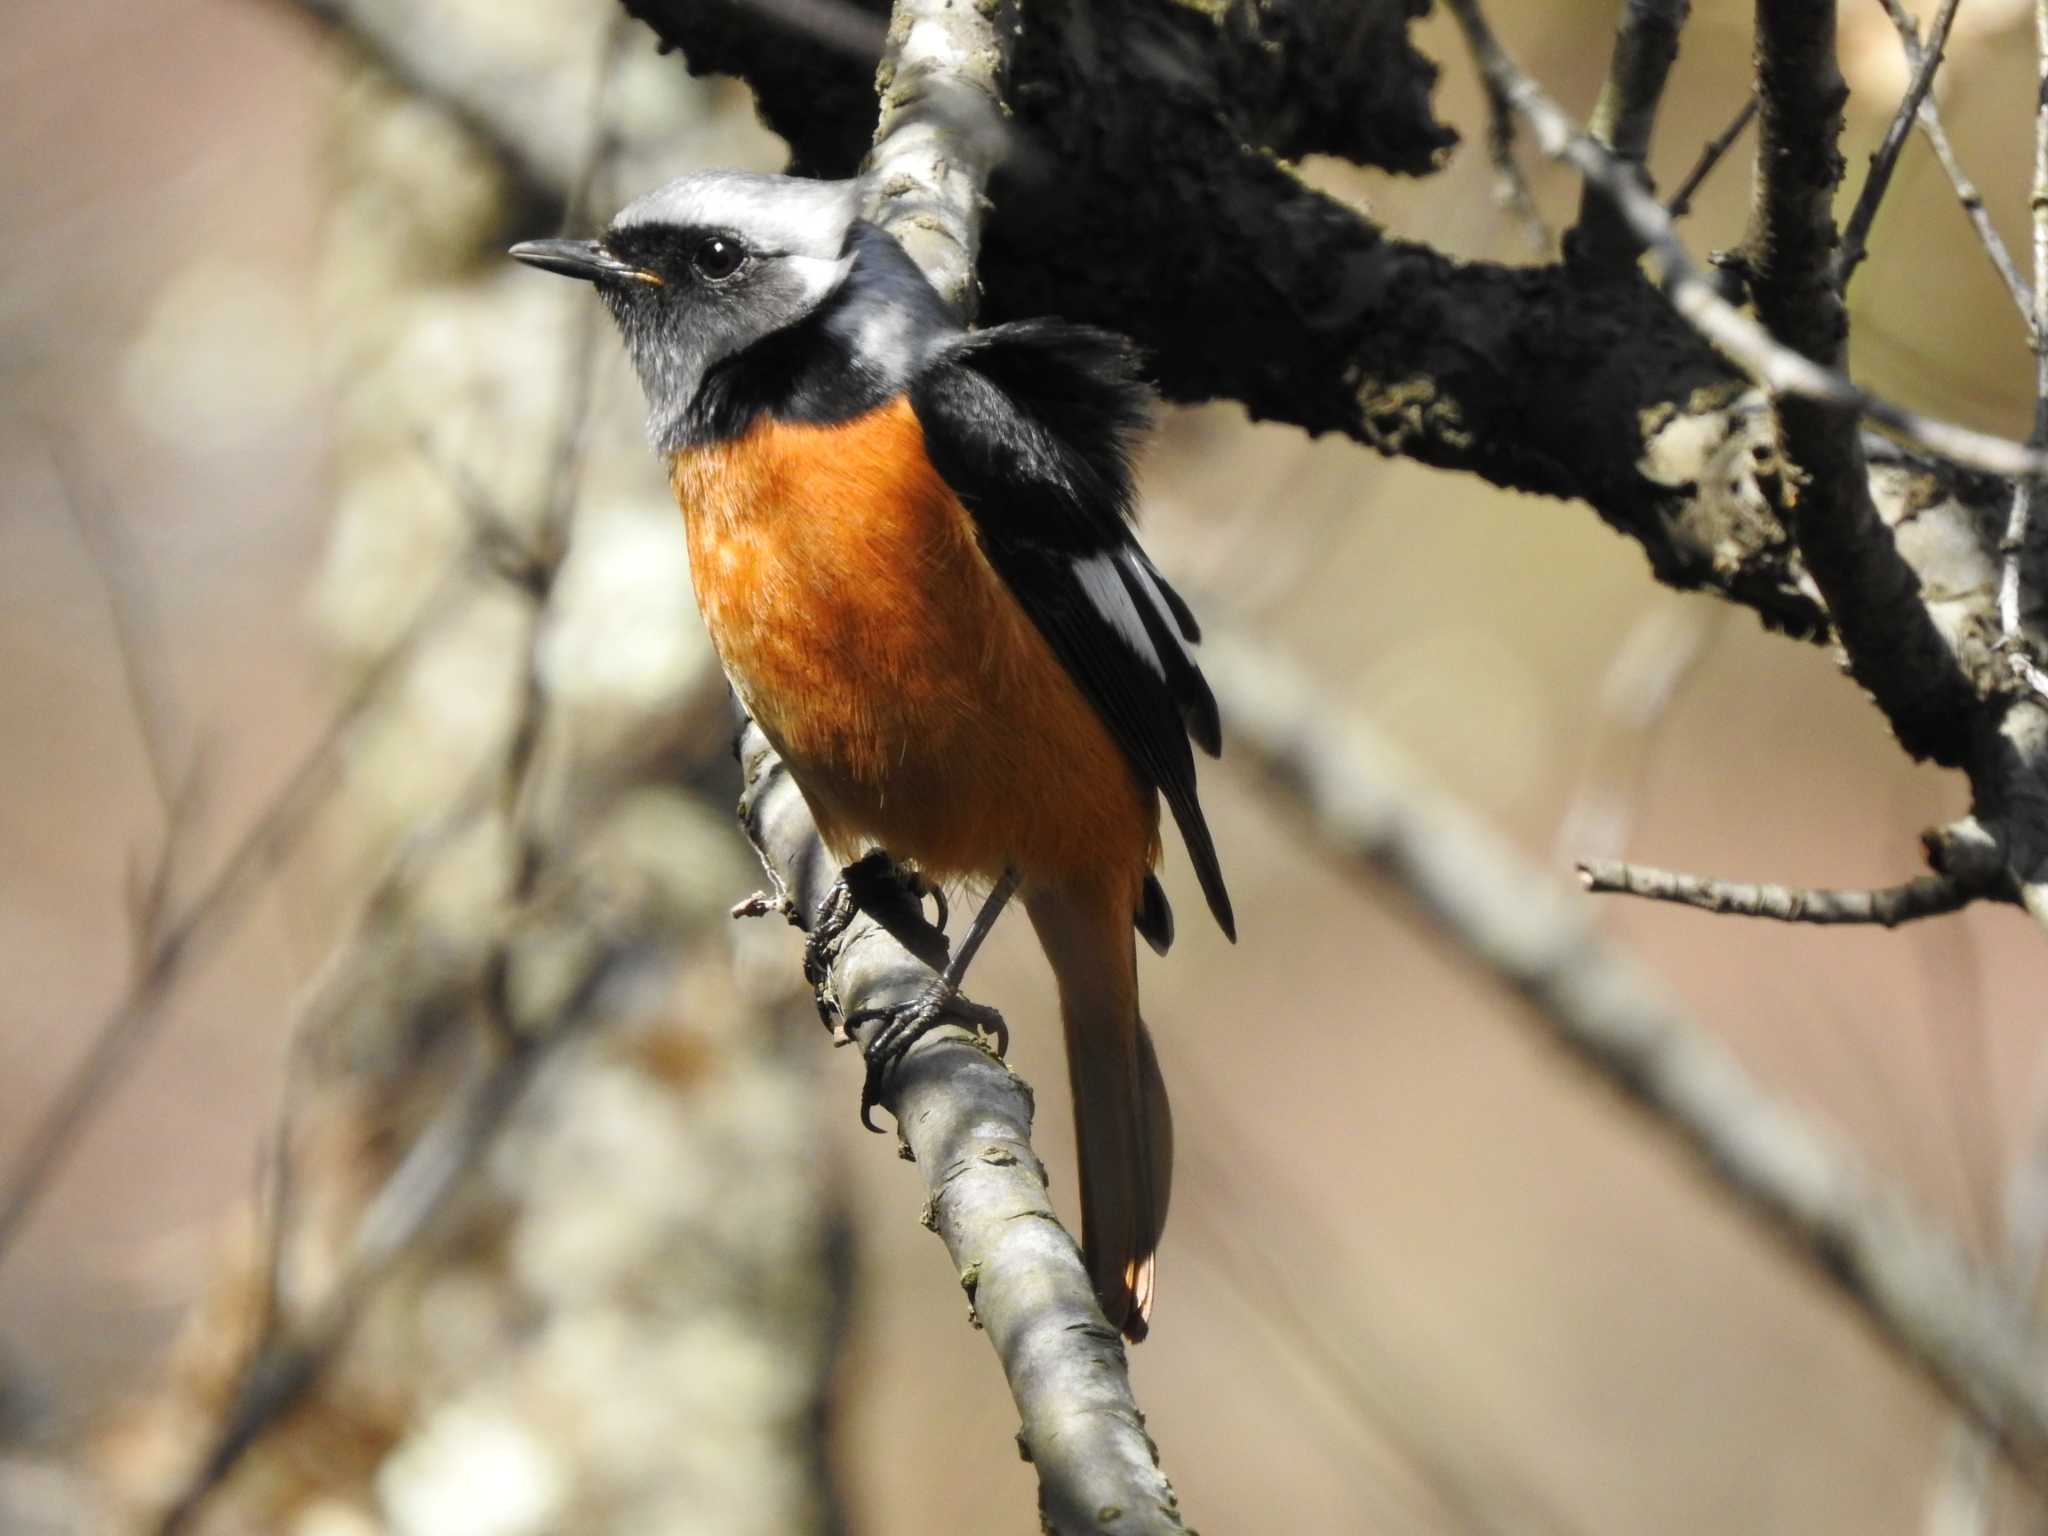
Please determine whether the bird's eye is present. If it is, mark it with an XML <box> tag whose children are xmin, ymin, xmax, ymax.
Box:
<box><xmin>690</xmin><ymin>236</ymin><xmax>746</xmax><ymax>281</ymax></box>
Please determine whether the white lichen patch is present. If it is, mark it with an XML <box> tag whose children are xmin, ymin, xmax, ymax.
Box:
<box><xmin>378</xmin><ymin>1403</ymin><xmax>567</xmax><ymax>1536</ymax></box>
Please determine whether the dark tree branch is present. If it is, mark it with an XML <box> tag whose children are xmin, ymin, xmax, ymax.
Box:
<box><xmin>1573</xmin><ymin>0</ymin><xmax>1689</xmax><ymax>270</ymax></box>
<box><xmin>1748</xmin><ymin>0</ymin><xmax>1981</xmax><ymax>763</ymax></box>
<box><xmin>1666</xmin><ymin>95</ymin><xmax>1755</xmax><ymax>220</ymax></box>
<box><xmin>1836</xmin><ymin>0</ymin><xmax>1961</xmax><ymax>293</ymax></box>
<box><xmin>736</xmin><ymin>726</ymin><xmax>1185</xmax><ymax>1536</ymax></box>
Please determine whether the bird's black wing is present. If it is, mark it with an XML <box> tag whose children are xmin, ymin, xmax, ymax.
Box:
<box><xmin>908</xmin><ymin>320</ymin><xmax>1235</xmax><ymax>945</ymax></box>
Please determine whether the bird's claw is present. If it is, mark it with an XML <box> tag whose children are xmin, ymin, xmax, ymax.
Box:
<box><xmin>848</xmin><ymin>983</ymin><xmax>1008</xmax><ymax>1133</ymax></box>
<box><xmin>803</xmin><ymin>851</ymin><xmax>948</xmax><ymax>1033</ymax></box>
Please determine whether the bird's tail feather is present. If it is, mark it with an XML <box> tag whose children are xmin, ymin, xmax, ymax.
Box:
<box><xmin>1025</xmin><ymin>881</ymin><xmax>1173</xmax><ymax>1342</ymax></box>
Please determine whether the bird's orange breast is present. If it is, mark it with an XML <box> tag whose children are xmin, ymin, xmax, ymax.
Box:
<box><xmin>669</xmin><ymin>398</ymin><xmax>1155</xmax><ymax>899</ymax></box>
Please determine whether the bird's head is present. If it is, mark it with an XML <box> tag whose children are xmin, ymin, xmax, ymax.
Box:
<box><xmin>511</xmin><ymin>170</ymin><xmax>861</xmax><ymax>447</ymax></box>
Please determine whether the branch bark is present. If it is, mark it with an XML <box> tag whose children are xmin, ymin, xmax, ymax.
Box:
<box><xmin>1747</xmin><ymin>0</ymin><xmax>1977</xmax><ymax>764</ymax></box>
<box><xmin>736</xmin><ymin>726</ymin><xmax>1185</xmax><ymax>1536</ymax></box>
<box><xmin>1574</xmin><ymin>0</ymin><xmax>1689</xmax><ymax>270</ymax></box>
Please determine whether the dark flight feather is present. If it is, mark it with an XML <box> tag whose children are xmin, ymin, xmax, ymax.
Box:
<box><xmin>909</xmin><ymin>321</ymin><xmax>1236</xmax><ymax>943</ymax></box>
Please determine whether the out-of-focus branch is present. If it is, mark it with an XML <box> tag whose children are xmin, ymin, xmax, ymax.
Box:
<box><xmin>1573</xmin><ymin>0</ymin><xmax>1689</xmax><ymax>270</ymax></box>
<box><xmin>0</xmin><ymin>553</ymin><xmax>477</xmax><ymax>1271</ymax></box>
<box><xmin>735</xmin><ymin>725</ymin><xmax>1185</xmax><ymax>1536</ymax></box>
<box><xmin>1465</xmin><ymin>39</ymin><xmax>1551</xmax><ymax>254</ymax></box>
<box><xmin>273</xmin><ymin>0</ymin><xmax>564</xmax><ymax>204</ymax></box>
<box><xmin>1666</xmin><ymin>95</ymin><xmax>1755</xmax><ymax>219</ymax></box>
<box><xmin>154</xmin><ymin>922</ymin><xmax>637</xmax><ymax>1536</ymax></box>
<box><xmin>1837</xmin><ymin>0</ymin><xmax>1961</xmax><ymax>292</ymax></box>
<box><xmin>1576</xmin><ymin>859</ymin><xmax>1999</xmax><ymax>925</ymax></box>
<box><xmin>1204</xmin><ymin>624</ymin><xmax>2048</xmax><ymax>1491</ymax></box>
<box><xmin>1551</xmin><ymin>600</ymin><xmax>1720</xmax><ymax>864</ymax></box>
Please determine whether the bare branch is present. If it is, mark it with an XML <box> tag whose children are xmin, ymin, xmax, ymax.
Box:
<box><xmin>1205</xmin><ymin>624</ymin><xmax>2048</xmax><ymax>1490</ymax></box>
<box><xmin>860</xmin><ymin>0</ymin><xmax>1017</xmax><ymax>315</ymax></box>
<box><xmin>1574</xmin><ymin>0</ymin><xmax>1689</xmax><ymax>269</ymax></box>
<box><xmin>1999</xmin><ymin>0</ymin><xmax>2048</xmax><ymax>702</ymax></box>
<box><xmin>0</xmin><ymin>556</ymin><xmax>477</xmax><ymax>1270</ymax></box>
<box><xmin>1470</xmin><ymin>52</ymin><xmax>1551</xmax><ymax>255</ymax></box>
<box><xmin>1442</xmin><ymin>0</ymin><xmax>2048</xmax><ymax>487</ymax></box>
<box><xmin>784</xmin><ymin>9</ymin><xmax>1179</xmax><ymax>1527</ymax></box>
<box><xmin>1552</xmin><ymin>600</ymin><xmax>1721</xmax><ymax>864</ymax></box>
<box><xmin>1837</xmin><ymin>0</ymin><xmax>1962</xmax><ymax>292</ymax></box>
<box><xmin>155</xmin><ymin>921</ymin><xmax>636</xmax><ymax>1536</ymax></box>
<box><xmin>1666</xmin><ymin>95</ymin><xmax>1756</xmax><ymax>220</ymax></box>
<box><xmin>1576</xmin><ymin>859</ymin><xmax>1995</xmax><ymax>925</ymax></box>
<box><xmin>1874</xmin><ymin>0</ymin><xmax>2034</xmax><ymax>330</ymax></box>
<box><xmin>270</xmin><ymin>0</ymin><xmax>564</xmax><ymax>203</ymax></box>
<box><xmin>736</xmin><ymin>724</ymin><xmax>1186</xmax><ymax>1536</ymax></box>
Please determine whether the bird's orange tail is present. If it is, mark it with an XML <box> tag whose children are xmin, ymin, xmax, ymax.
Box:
<box><xmin>1025</xmin><ymin>880</ymin><xmax>1174</xmax><ymax>1342</ymax></box>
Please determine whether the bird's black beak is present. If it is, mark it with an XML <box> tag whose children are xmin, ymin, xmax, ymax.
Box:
<box><xmin>508</xmin><ymin>238</ymin><xmax>656</xmax><ymax>284</ymax></box>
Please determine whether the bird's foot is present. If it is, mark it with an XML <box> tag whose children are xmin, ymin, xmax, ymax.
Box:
<box><xmin>846</xmin><ymin>982</ymin><xmax>1009</xmax><ymax>1133</ymax></box>
<box><xmin>803</xmin><ymin>851</ymin><xmax>948</xmax><ymax>1034</ymax></box>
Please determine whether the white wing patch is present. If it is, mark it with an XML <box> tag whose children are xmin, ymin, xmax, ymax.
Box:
<box><xmin>1073</xmin><ymin>551</ymin><xmax>1167</xmax><ymax>680</ymax></box>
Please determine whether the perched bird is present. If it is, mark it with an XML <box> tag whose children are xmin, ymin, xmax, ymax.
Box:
<box><xmin>512</xmin><ymin>171</ymin><xmax>1232</xmax><ymax>1340</ymax></box>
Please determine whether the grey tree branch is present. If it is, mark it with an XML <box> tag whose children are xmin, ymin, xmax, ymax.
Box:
<box><xmin>718</xmin><ymin>8</ymin><xmax>1179</xmax><ymax>1531</ymax></box>
<box><xmin>1463</xmin><ymin>34</ymin><xmax>1551</xmax><ymax>254</ymax></box>
<box><xmin>860</xmin><ymin>0</ymin><xmax>1017</xmax><ymax>315</ymax></box>
<box><xmin>1574</xmin><ymin>0</ymin><xmax>1689</xmax><ymax>269</ymax></box>
<box><xmin>1837</xmin><ymin>0</ymin><xmax>1962</xmax><ymax>292</ymax></box>
<box><xmin>0</xmin><ymin>551</ymin><xmax>478</xmax><ymax>1271</ymax></box>
<box><xmin>2001</xmin><ymin>0</ymin><xmax>2048</xmax><ymax>702</ymax></box>
<box><xmin>1576</xmin><ymin>859</ymin><xmax>1999</xmax><ymax>925</ymax></box>
<box><xmin>1875</xmin><ymin>0</ymin><xmax>2035</xmax><ymax>331</ymax></box>
<box><xmin>735</xmin><ymin>725</ymin><xmax>1185</xmax><ymax>1536</ymax></box>
<box><xmin>1203</xmin><ymin>624</ymin><xmax>2048</xmax><ymax>1492</ymax></box>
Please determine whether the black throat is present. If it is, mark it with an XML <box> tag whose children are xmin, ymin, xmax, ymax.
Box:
<box><xmin>679</xmin><ymin>222</ymin><xmax>960</xmax><ymax>449</ymax></box>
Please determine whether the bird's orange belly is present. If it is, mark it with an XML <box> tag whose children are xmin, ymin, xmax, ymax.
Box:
<box><xmin>670</xmin><ymin>399</ymin><xmax>1155</xmax><ymax>896</ymax></box>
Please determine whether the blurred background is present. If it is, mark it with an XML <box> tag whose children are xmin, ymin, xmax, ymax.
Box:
<box><xmin>2</xmin><ymin>0</ymin><xmax>2046</xmax><ymax>1531</ymax></box>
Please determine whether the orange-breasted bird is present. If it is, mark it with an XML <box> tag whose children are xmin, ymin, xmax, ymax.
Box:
<box><xmin>511</xmin><ymin>171</ymin><xmax>1232</xmax><ymax>1340</ymax></box>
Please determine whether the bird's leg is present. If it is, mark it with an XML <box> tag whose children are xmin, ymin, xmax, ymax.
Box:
<box><xmin>849</xmin><ymin>868</ymin><xmax>1020</xmax><ymax>1132</ymax></box>
<box><xmin>803</xmin><ymin>850</ymin><xmax>948</xmax><ymax>1035</ymax></box>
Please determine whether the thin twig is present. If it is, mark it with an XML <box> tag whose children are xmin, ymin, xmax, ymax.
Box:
<box><xmin>0</xmin><ymin>555</ymin><xmax>477</xmax><ymax>1270</ymax></box>
<box><xmin>2000</xmin><ymin>0</ymin><xmax>2048</xmax><ymax>701</ymax></box>
<box><xmin>1551</xmin><ymin>600</ymin><xmax>1722</xmax><ymax>865</ymax></box>
<box><xmin>154</xmin><ymin>931</ymin><xmax>632</xmax><ymax>1536</ymax></box>
<box><xmin>1576</xmin><ymin>859</ymin><xmax>1995</xmax><ymax>924</ymax></box>
<box><xmin>1838</xmin><ymin>0</ymin><xmax>1962</xmax><ymax>292</ymax></box>
<box><xmin>1874</xmin><ymin>0</ymin><xmax>2035</xmax><ymax>330</ymax></box>
<box><xmin>1441</xmin><ymin>0</ymin><xmax>2048</xmax><ymax>482</ymax></box>
<box><xmin>1574</xmin><ymin>0</ymin><xmax>1690</xmax><ymax>269</ymax></box>
<box><xmin>1479</xmin><ymin>70</ymin><xmax>1553</xmax><ymax>255</ymax></box>
<box><xmin>1667</xmin><ymin>96</ymin><xmax>1757</xmax><ymax>219</ymax></box>
<box><xmin>1204</xmin><ymin>624</ymin><xmax>2048</xmax><ymax>1491</ymax></box>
